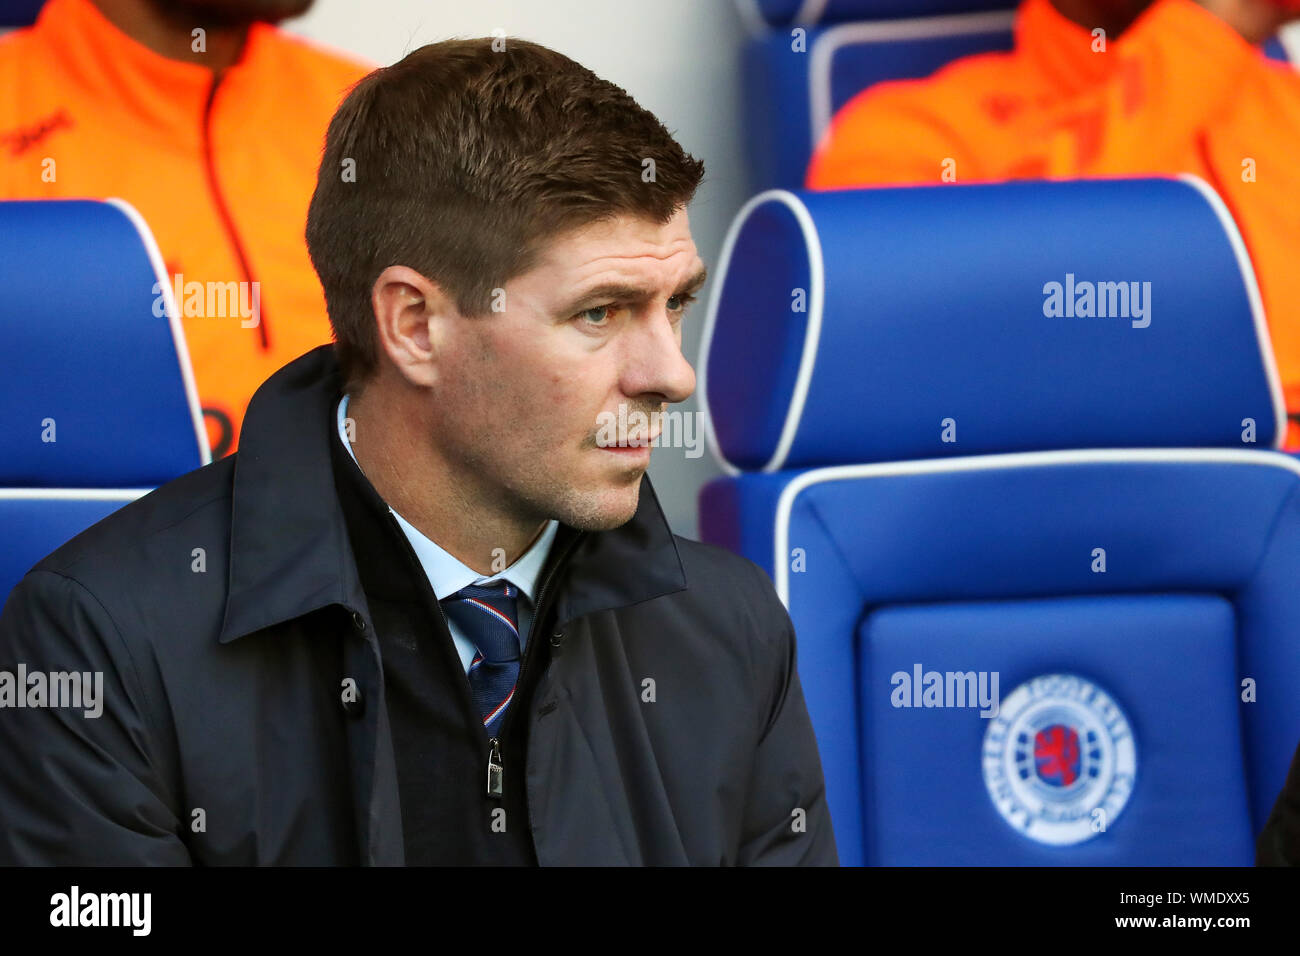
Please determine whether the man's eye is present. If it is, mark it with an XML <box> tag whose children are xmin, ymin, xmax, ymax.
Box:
<box><xmin>667</xmin><ymin>292</ymin><xmax>698</xmax><ymax>314</ymax></box>
<box><xmin>578</xmin><ymin>304</ymin><xmax>613</xmax><ymax>326</ymax></box>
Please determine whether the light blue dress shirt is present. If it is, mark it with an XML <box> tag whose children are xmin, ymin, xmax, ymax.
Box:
<box><xmin>337</xmin><ymin>395</ymin><xmax>559</xmax><ymax>674</ymax></box>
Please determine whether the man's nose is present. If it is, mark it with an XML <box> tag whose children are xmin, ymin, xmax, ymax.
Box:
<box><xmin>630</xmin><ymin>311</ymin><xmax>696</xmax><ymax>405</ymax></box>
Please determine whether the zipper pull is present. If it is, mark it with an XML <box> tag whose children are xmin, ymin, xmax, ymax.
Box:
<box><xmin>487</xmin><ymin>737</ymin><xmax>504</xmax><ymax>799</ymax></box>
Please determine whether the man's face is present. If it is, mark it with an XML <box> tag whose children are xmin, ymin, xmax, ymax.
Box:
<box><xmin>428</xmin><ymin>207</ymin><xmax>702</xmax><ymax>533</ymax></box>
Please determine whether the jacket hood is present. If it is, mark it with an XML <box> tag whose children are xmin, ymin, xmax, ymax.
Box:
<box><xmin>217</xmin><ymin>345</ymin><xmax>687</xmax><ymax>642</ymax></box>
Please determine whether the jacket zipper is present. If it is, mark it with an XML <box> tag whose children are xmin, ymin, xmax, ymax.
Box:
<box><xmin>381</xmin><ymin>510</ymin><xmax>585</xmax><ymax>800</ymax></box>
<box><xmin>486</xmin><ymin>528</ymin><xmax>585</xmax><ymax>800</ymax></box>
<box><xmin>201</xmin><ymin>72</ymin><xmax>270</xmax><ymax>351</ymax></box>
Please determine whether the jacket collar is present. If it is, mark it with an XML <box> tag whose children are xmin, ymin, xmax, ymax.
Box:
<box><xmin>219</xmin><ymin>346</ymin><xmax>686</xmax><ymax>643</ymax></box>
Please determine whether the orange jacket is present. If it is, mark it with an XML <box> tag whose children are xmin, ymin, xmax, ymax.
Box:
<box><xmin>0</xmin><ymin>0</ymin><xmax>371</xmax><ymax>456</ymax></box>
<box><xmin>807</xmin><ymin>0</ymin><xmax>1300</xmax><ymax>445</ymax></box>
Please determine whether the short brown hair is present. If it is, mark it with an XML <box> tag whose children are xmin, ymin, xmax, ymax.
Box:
<box><xmin>306</xmin><ymin>37</ymin><xmax>706</xmax><ymax>391</ymax></box>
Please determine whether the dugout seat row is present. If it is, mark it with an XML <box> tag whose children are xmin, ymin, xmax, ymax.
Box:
<box><xmin>0</xmin><ymin>199</ymin><xmax>209</xmax><ymax>604</ymax></box>
<box><xmin>697</xmin><ymin>175</ymin><xmax>1300</xmax><ymax>865</ymax></box>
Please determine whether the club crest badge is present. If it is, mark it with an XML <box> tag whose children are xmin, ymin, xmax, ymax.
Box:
<box><xmin>982</xmin><ymin>673</ymin><xmax>1136</xmax><ymax>846</ymax></box>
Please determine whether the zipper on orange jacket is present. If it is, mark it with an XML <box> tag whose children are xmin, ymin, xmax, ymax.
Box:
<box><xmin>202</xmin><ymin>70</ymin><xmax>271</xmax><ymax>352</ymax></box>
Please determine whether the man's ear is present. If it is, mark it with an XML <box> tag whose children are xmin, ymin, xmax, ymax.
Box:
<box><xmin>370</xmin><ymin>265</ymin><xmax>451</xmax><ymax>388</ymax></box>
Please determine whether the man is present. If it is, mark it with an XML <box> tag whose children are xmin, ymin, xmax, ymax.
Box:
<box><xmin>0</xmin><ymin>0</ymin><xmax>371</xmax><ymax>456</ymax></box>
<box><xmin>1258</xmin><ymin>736</ymin><xmax>1300</xmax><ymax>864</ymax></box>
<box><xmin>806</xmin><ymin>0</ymin><xmax>1300</xmax><ymax>443</ymax></box>
<box><xmin>0</xmin><ymin>37</ymin><xmax>838</xmax><ymax>866</ymax></box>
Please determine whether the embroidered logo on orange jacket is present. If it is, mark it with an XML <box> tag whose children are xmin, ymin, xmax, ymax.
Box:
<box><xmin>0</xmin><ymin>110</ymin><xmax>74</xmax><ymax>157</ymax></box>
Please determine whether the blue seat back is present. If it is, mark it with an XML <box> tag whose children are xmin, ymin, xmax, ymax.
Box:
<box><xmin>700</xmin><ymin>178</ymin><xmax>1280</xmax><ymax>473</ymax></box>
<box><xmin>0</xmin><ymin>199</ymin><xmax>208</xmax><ymax>487</ymax></box>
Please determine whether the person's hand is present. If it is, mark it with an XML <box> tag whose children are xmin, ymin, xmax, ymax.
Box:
<box><xmin>1195</xmin><ymin>0</ymin><xmax>1300</xmax><ymax>45</ymax></box>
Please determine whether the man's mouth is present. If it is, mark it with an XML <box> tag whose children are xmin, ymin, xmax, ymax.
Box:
<box><xmin>602</xmin><ymin>430</ymin><xmax>658</xmax><ymax>452</ymax></box>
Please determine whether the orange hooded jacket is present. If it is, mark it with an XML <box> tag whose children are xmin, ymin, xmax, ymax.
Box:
<box><xmin>0</xmin><ymin>0</ymin><xmax>371</xmax><ymax>456</ymax></box>
<box><xmin>807</xmin><ymin>0</ymin><xmax>1300</xmax><ymax>445</ymax></box>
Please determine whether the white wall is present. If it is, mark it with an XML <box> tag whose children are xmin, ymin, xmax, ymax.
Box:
<box><xmin>284</xmin><ymin>0</ymin><xmax>754</xmax><ymax>540</ymax></box>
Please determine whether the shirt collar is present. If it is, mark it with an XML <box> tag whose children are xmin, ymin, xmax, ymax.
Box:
<box><xmin>336</xmin><ymin>394</ymin><xmax>558</xmax><ymax>605</ymax></box>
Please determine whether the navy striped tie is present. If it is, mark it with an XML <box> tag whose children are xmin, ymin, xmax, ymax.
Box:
<box><xmin>441</xmin><ymin>582</ymin><xmax>522</xmax><ymax>736</ymax></box>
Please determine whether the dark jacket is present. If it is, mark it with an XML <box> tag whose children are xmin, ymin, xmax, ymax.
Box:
<box><xmin>1258</xmin><ymin>737</ymin><xmax>1300</xmax><ymax>866</ymax></box>
<box><xmin>0</xmin><ymin>346</ymin><xmax>838</xmax><ymax>866</ymax></box>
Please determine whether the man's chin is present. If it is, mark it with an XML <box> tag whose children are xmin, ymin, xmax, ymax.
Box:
<box><xmin>558</xmin><ymin>481</ymin><xmax>642</xmax><ymax>532</ymax></box>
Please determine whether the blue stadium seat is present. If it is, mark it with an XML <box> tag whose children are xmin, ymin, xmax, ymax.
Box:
<box><xmin>698</xmin><ymin>177</ymin><xmax>1300</xmax><ymax>865</ymax></box>
<box><xmin>0</xmin><ymin>199</ymin><xmax>208</xmax><ymax>605</ymax></box>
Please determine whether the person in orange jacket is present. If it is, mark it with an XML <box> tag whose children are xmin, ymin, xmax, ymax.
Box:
<box><xmin>807</xmin><ymin>0</ymin><xmax>1300</xmax><ymax>445</ymax></box>
<box><xmin>0</xmin><ymin>0</ymin><xmax>372</xmax><ymax>457</ymax></box>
